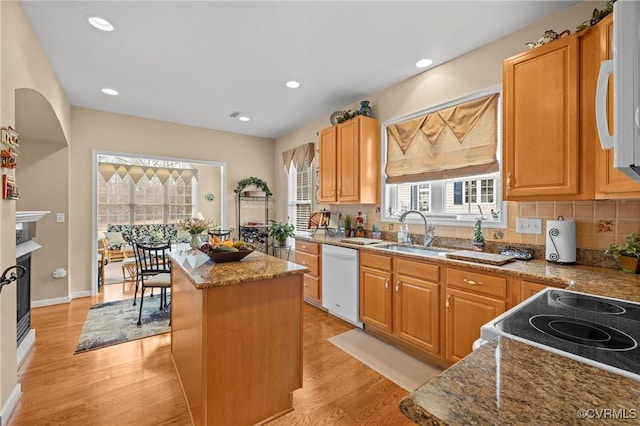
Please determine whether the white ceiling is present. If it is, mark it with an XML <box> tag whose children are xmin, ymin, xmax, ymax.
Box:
<box><xmin>20</xmin><ymin>1</ymin><xmax>579</xmax><ymax>139</ymax></box>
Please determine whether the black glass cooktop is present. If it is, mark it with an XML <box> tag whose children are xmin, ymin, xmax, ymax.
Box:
<box><xmin>494</xmin><ymin>289</ymin><xmax>640</xmax><ymax>378</ymax></box>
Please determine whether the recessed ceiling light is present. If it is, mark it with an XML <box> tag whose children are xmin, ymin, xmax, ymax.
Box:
<box><xmin>88</xmin><ymin>16</ymin><xmax>114</xmax><ymax>32</ymax></box>
<box><xmin>416</xmin><ymin>58</ymin><xmax>433</xmax><ymax>68</ymax></box>
<box><xmin>285</xmin><ymin>80</ymin><xmax>301</xmax><ymax>89</ymax></box>
<box><xmin>102</xmin><ymin>88</ymin><xmax>119</xmax><ymax>96</ymax></box>
<box><xmin>238</xmin><ymin>116</ymin><xmax>250</xmax><ymax>122</ymax></box>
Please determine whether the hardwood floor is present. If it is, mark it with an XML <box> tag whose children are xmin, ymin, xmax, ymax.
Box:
<box><xmin>9</xmin><ymin>277</ymin><xmax>414</xmax><ymax>425</ymax></box>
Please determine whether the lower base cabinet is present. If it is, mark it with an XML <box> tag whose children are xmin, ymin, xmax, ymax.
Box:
<box><xmin>360</xmin><ymin>253</ymin><xmax>442</xmax><ymax>359</ymax></box>
<box><xmin>295</xmin><ymin>240</ymin><xmax>322</xmax><ymax>305</ymax></box>
<box><xmin>445</xmin><ymin>287</ymin><xmax>506</xmax><ymax>363</ymax></box>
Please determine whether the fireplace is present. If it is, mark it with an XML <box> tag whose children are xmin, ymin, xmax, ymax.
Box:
<box><xmin>16</xmin><ymin>253</ymin><xmax>31</xmax><ymax>345</ymax></box>
<box><xmin>15</xmin><ymin>211</ymin><xmax>49</xmax><ymax>363</ymax></box>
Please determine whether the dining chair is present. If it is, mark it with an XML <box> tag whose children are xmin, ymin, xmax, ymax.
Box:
<box><xmin>133</xmin><ymin>241</ymin><xmax>171</xmax><ymax>326</ymax></box>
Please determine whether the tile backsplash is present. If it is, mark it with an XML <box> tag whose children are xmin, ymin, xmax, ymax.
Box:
<box><xmin>334</xmin><ymin>199</ymin><xmax>640</xmax><ymax>252</ymax></box>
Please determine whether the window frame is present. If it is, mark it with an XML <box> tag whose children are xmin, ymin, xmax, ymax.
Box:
<box><xmin>286</xmin><ymin>161</ymin><xmax>314</xmax><ymax>237</ymax></box>
<box><xmin>380</xmin><ymin>85</ymin><xmax>506</xmax><ymax>229</ymax></box>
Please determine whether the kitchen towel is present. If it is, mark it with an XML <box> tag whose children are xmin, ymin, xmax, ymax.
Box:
<box><xmin>545</xmin><ymin>218</ymin><xmax>576</xmax><ymax>264</ymax></box>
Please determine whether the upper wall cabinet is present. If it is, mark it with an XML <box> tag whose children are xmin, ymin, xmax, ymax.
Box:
<box><xmin>503</xmin><ymin>15</ymin><xmax>640</xmax><ymax>201</ymax></box>
<box><xmin>503</xmin><ymin>35</ymin><xmax>586</xmax><ymax>200</ymax></box>
<box><xmin>318</xmin><ymin>116</ymin><xmax>380</xmax><ymax>204</ymax></box>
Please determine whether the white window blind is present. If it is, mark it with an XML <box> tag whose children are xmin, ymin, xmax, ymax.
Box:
<box><xmin>287</xmin><ymin>162</ymin><xmax>312</xmax><ymax>233</ymax></box>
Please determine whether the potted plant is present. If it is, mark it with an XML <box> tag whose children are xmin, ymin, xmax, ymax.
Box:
<box><xmin>471</xmin><ymin>218</ymin><xmax>485</xmax><ymax>252</ymax></box>
<box><xmin>371</xmin><ymin>224</ymin><xmax>382</xmax><ymax>239</ymax></box>
<box><xmin>179</xmin><ymin>216</ymin><xmax>213</xmax><ymax>249</ymax></box>
<box><xmin>269</xmin><ymin>220</ymin><xmax>295</xmax><ymax>247</ymax></box>
<box><xmin>343</xmin><ymin>214</ymin><xmax>353</xmax><ymax>238</ymax></box>
<box><xmin>605</xmin><ymin>233</ymin><xmax>640</xmax><ymax>274</ymax></box>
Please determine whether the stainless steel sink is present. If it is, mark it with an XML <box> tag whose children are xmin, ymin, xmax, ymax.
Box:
<box><xmin>376</xmin><ymin>244</ymin><xmax>451</xmax><ymax>257</ymax></box>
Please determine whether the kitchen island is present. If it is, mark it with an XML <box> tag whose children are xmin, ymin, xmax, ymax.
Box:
<box><xmin>169</xmin><ymin>249</ymin><xmax>309</xmax><ymax>426</ymax></box>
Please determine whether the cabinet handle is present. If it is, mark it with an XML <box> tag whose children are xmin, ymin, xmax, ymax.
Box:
<box><xmin>463</xmin><ymin>278</ymin><xmax>482</xmax><ymax>286</ymax></box>
<box><xmin>507</xmin><ymin>172</ymin><xmax>512</xmax><ymax>190</ymax></box>
<box><xmin>304</xmin><ymin>283</ymin><xmax>309</xmax><ymax>287</ymax></box>
<box><xmin>302</xmin><ymin>261</ymin><xmax>308</xmax><ymax>266</ymax></box>
<box><xmin>302</xmin><ymin>245</ymin><xmax>307</xmax><ymax>250</ymax></box>
<box><xmin>385</xmin><ymin>279</ymin><xmax>389</xmax><ymax>290</ymax></box>
<box><xmin>395</xmin><ymin>282</ymin><xmax>400</xmax><ymax>293</ymax></box>
<box><xmin>446</xmin><ymin>294</ymin><xmax>451</xmax><ymax>310</ymax></box>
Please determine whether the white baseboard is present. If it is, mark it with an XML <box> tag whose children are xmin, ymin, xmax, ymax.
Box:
<box><xmin>17</xmin><ymin>329</ymin><xmax>36</xmax><ymax>368</ymax></box>
<box><xmin>71</xmin><ymin>291</ymin><xmax>91</xmax><ymax>299</ymax></box>
<box><xmin>0</xmin><ymin>384</ymin><xmax>22</xmax><ymax>426</ymax></box>
<box><xmin>31</xmin><ymin>296</ymin><xmax>70</xmax><ymax>308</ymax></box>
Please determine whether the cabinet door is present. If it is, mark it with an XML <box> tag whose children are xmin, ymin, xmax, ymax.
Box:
<box><xmin>337</xmin><ymin>119</ymin><xmax>360</xmax><ymax>202</ymax></box>
<box><xmin>594</xmin><ymin>15</ymin><xmax>640</xmax><ymax>198</ymax></box>
<box><xmin>503</xmin><ymin>36</ymin><xmax>580</xmax><ymax>199</ymax></box>
<box><xmin>395</xmin><ymin>274</ymin><xmax>440</xmax><ymax>355</ymax></box>
<box><xmin>360</xmin><ymin>267</ymin><xmax>392</xmax><ymax>333</ymax></box>
<box><xmin>318</xmin><ymin>126</ymin><xmax>337</xmax><ymax>203</ymax></box>
<box><xmin>445</xmin><ymin>288</ymin><xmax>505</xmax><ymax>363</ymax></box>
<box><xmin>521</xmin><ymin>280</ymin><xmax>549</xmax><ymax>302</ymax></box>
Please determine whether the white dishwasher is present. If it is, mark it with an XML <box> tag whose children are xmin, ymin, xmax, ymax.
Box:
<box><xmin>322</xmin><ymin>244</ymin><xmax>363</xmax><ymax>328</ymax></box>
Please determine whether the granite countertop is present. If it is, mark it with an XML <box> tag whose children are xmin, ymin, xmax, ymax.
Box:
<box><xmin>170</xmin><ymin>248</ymin><xmax>309</xmax><ymax>289</ymax></box>
<box><xmin>400</xmin><ymin>337</ymin><xmax>640</xmax><ymax>425</ymax></box>
<box><xmin>295</xmin><ymin>235</ymin><xmax>640</xmax><ymax>301</ymax></box>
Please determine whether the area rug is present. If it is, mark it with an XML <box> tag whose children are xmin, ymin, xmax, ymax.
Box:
<box><xmin>328</xmin><ymin>329</ymin><xmax>441</xmax><ymax>391</ymax></box>
<box><xmin>75</xmin><ymin>296</ymin><xmax>170</xmax><ymax>354</ymax></box>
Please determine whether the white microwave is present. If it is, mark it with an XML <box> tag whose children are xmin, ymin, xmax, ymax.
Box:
<box><xmin>596</xmin><ymin>0</ymin><xmax>640</xmax><ymax>182</ymax></box>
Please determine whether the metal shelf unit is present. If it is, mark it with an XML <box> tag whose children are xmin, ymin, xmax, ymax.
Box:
<box><xmin>236</xmin><ymin>194</ymin><xmax>270</xmax><ymax>254</ymax></box>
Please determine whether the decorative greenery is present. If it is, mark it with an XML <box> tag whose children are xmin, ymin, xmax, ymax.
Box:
<box><xmin>605</xmin><ymin>233</ymin><xmax>640</xmax><ymax>259</ymax></box>
<box><xmin>269</xmin><ymin>220</ymin><xmax>295</xmax><ymax>241</ymax></box>
<box><xmin>473</xmin><ymin>219</ymin><xmax>485</xmax><ymax>243</ymax></box>
<box><xmin>335</xmin><ymin>109</ymin><xmax>361</xmax><ymax>124</ymax></box>
<box><xmin>234</xmin><ymin>176</ymin><xmax>272</xmax><ymax>196</ymax></box>
<box><xmin>343</xmin><ymin>214</ymin><xmax>353</xmax><ymax>230</ymax></box>
<box><xmin>179</xmin><ymin>217</ymin><xmax>213</xmax><ymax>234</ymax></box>
<box><xmin>371</xmin><ymin>224</ymin><xmax>380</xmax><ymax>232</ymax></box>
<box><xmin>576</xmin><ymin>1</ymin><xmax>614</xmax><ymax>31</ymax></box>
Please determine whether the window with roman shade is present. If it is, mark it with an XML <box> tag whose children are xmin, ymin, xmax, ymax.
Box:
<box><xmin>385</xmin><ymin>93</ymin><xmax>499</xmax><ymax>183</ymax></box>
<box><xmin>283</xmin><ymin>143</ymin><xmax>315</xmax><ymax>234</ymax></box>
<box><xmin>382</xmin><ymin>89</ymin><xmax>504</xmax><ymax>224</ymax></box>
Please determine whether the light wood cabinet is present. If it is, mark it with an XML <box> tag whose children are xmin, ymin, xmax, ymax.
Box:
<box><xmin>318</xmin><ymin>116</ymin><xmax>380</xmax><ymax>204</ymax></box>
<box><xmin>519</xmin><ymin>279</ymin><xmax>566</xmax><ymax>303</ymax></box>
<box><xmin>503</xmin><ymin>35</ymin><xmax>586</xmax><ymax>200</ymax></box>
<box><xmin>592</xmin><ymin>15</ymin><xmax>640</xmax><ymax>198</ymax></box>
<box><xmin>395</xmin><ymin>258</ymin><xmax>440</xmax><ymax>355</ymax></box>
<box><xmin>360</xmin><ymin>252</ymin><xmax>393</xmax><ymax>333</ymax></box>
<box><xmin>503</xmin><ymin>14</ymin><xmax>640</xmax><ymax>201</ymax></box>
<box><xmin>444</xmin><ymin>267</ymin><xmax>506</xmax><ymax>363</ymax></box>
<box><xmin>360</xmin><ymin>252</ymin><xmax>441</xmax><ymax>357</ymax></box>
<box><xmin>295</xmin><ymin>240</ymin><xmax>322</xmax><ymax>305</ymax></box>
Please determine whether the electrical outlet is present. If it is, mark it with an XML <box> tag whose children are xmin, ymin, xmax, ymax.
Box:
<box><xmin>516</xmin><ymin>218</ymin><xmax>542</xmax><ymax>234</ymax></box>
<box><xmin>56</xmin><ymin>213</ymin><xmax>65</xmax><ymax>223</ymax></box>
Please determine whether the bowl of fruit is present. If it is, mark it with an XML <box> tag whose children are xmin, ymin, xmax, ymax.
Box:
<box><xmin>198</xmin><ymin>239</ymin><xmax>255</xmax><ymax>263</ymax></box>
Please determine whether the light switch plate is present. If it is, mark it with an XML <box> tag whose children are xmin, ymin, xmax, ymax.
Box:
<box><xmin>516</xmin><ymin>218</ymin><xmax>542</xmax><ymax>234</ymax></box>
<box><xmin>56</xmin><ymin>213</ymin><xmax>65</xmax><ymax>223</ymax></box>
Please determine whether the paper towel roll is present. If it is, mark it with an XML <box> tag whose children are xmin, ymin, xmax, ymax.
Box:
<box><xmin>545</xmin><ymin>218</ymin><xmax>576</xmax><ymax>263</ymax></box>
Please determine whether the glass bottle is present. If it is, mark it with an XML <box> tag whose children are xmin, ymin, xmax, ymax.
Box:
<box><xmin>355</xmin><ymin>211</ymin><xmax>364</xmax><ymax>238</ymax></box>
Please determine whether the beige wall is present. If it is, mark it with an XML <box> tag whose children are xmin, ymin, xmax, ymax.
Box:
<box><xmin>195</xmin><ymin>162</ymin><xmax>223</xmax><ymax>226</ymax></box>
<box><xmin>0</xmin><ymin>0</ymin><xmax>71</xmax><ymax>415</ymax></box>
<box><xmin>16</xmin><ymin>140</ymin><xmax>69</xmax><ymax>301</ymax></box>
<box><xmin>274</xmin><ymin>1</ymin><xmax>640</xmax><ymax>251</ymax></box>
<box><xmin>70</xmin><ymin>107</ymin><xmax>274</xmax><ymax>295</ymax></box>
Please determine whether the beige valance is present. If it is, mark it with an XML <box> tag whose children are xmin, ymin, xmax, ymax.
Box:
<box><xmin>98</xmin><ymin>162</ymin><xmax>197</xmax><ymax>184</ymax></box>
<box><xmin>282</xmin><ymin>142</ymin><xmax>315</xmax><ymax>172</ymax></box>
<box><xmin>385</xmin><ymin>93</ymin><xmax>499</xmax><ymax>183</ymax></box>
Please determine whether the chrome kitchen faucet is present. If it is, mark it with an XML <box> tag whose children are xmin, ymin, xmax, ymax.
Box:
<box><xmin>398</xmin><ymin>210</ymin><xmax>435</xmax><ymax>247</ymax></box>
